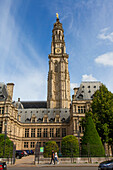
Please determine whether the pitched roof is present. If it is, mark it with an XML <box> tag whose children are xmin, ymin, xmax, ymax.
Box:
<box><xmin>75</xmin><ymin>81</ymin><xmax>101</xmax><ymax>100</ymax></box>
<box><xmin>21</xmin><ymin>101</ymin><xmax>47</xmax><ymax>109</ymax></box>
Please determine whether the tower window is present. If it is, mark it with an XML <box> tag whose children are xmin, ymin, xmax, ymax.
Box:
<box><xmin>55</xmin><ymin>62</ymin><xmax>58</xmax><ymax>72</ymax></box>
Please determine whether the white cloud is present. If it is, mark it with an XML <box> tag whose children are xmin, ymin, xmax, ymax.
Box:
<box><xmin>98</xmin><ymin>28</ymin><xmax>113</xmax><ymax>42</ymax></box>
<box><xmin>70</xmin><ymin>83</ymin><xmax>79</xmax><ymax>90</ymax></box>
<box><xmin>0</xmin><ymin>1</ymin><xmax>47</xmax><ymax>101</ymax></box>
<box><xmin>95</xmin><ymin>52</ymin><xmax>113</xmax><ymax>66</ymax></box>
<box><xmin>82</xmin><ymin>74</ymin><xmax>97</xmax><ymax>81</ymax></box>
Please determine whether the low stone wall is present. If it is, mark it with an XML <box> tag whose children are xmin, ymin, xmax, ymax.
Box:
<box><xmin>0</xmin><ymin>158</ymin><xmax>15</xmax><ymax>165</ymax></box>
<box><xmin>35</xmin><ymin>157</ymin><xmax>112</xmax><ymax>164</ymax></box>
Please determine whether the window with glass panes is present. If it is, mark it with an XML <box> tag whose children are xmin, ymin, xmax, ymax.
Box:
<box><xmin>30</xmin><ymin>142</ymin><xmax>35</xmax><ymax>148</ymax></box>
<box><xmin>56</xmin><ymin>118</ymin><xmax>59</xmax><ymax>122</ymax></box>
<box><xmin>37</xmin><ymin>128</ymin><xmax>41</xmax><ymax>137</ymax></box>
<box><xmin>0</xmin><ymin>121</ymin><xmax>2</xmax><ymax>133</ymax></box>
<box><xmin>37</xmin><ymin>142</ymin><xmax>41</xmax><ymax>147</ymax></box>
<box><xmin>62</xmin><ymin>128</ymin><xmax>66</xmax><ymax>137</ymax></box>
<box><xmin>78</xmin><ymin>106</ymin><xmax>85</xmax><ymax>113</ymax></box>
<box><xmin>0</xmin><ymin>107</ymin><xmax>4</xmax><ymax>114</ymax></box>
<box><xmin>25</xmin><ymin>128</ymin><xmax>29</xmax><ymax>137</ymax></box>
<box><xmin>32</xmin><ymin>118</ymin><xmax>35</xmax><ymax>123</ymax></box>
<box><xmin>43</xmin><ymin>128</ymin><xmax>48</xmax><ymax>137</ymax></box>
<box><xmin>56</xmin><ymin>128</ymin><xmax>60</xmax><ymax>137</ymax></box>
<box><xmin>50</xmin><ymin>128</ymin><xmax>54</xmax><ymax>137</ymax></box>
<box><xmin>31</xmin><ymin>128</ymin><xmax>35</xmax><ymax>137</ymax></box>
<box><xmin>44</xmin><ymin>118</ymin><xmax>47</xmax><ymax>122</ymax></box>
<box><xmin>24</xmin><ymin>142</ymin><xmax>28</xmax><ymax>148</ymax></box>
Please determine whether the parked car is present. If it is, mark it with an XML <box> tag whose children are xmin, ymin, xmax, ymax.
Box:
<box><xmin>98</xmin><ymin>159</ymin><xmax>113</xmax><ymax>170</ymax></box>
<box><xmin>16</xmin><ymin>152</ymin><xmax>22</xmax><ymax>159</ymax></box>
<box><xmin>0</xmin><ymin>161</ymin><xmax>7</xmax><ymax>170</ymax></box>
<box><xmin>16</xmin><ymin>150</ymin><xmax>24</xmax><ymax>157</ymax></box>
<box><xmin>24</xmin><ymin>150</ymin><xmax>30</xmax><ymax>155</ymax></box>
<box><xmin>29</xmin><ymin>150</ymin><xmax>34</xmax><ymax>155</ymax></box>
<box><xmin>23</xmin><ymin>151</ymin><xmax>28</xmax><ymax>156</ymax></box>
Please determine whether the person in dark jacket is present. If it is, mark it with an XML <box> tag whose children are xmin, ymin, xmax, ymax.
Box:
<box><xmin>50</xmin><ymin>149</ymin><xmax>55</xmax><ymax>164</ymax></box>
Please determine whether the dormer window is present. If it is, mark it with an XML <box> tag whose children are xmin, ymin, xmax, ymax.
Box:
<box><xmin>37</xmin><ymin>118</ymin><xmax>43</xmax><ymax>123</ymax></box>
<box><xmin>49</xmin><ymin>118</ymin><xmax>55</xmax><ymax>123</ymax></box>
<box><xmin>44</xmin><ymin>118</ymin><xmax>47</xmax><ymax>123</ymax></box>
<box><xmin>32</xmin><ymin>118</ymin><xmax>35</xmax><ymax>123</ymax></box>
<box><xmin>77</xmin><ymin>94</ymin><xmax>83</xmax><ymax>99</ymax></box>
<box><xmin>56</xmin><ymin>118</ymin><xmax>59</xmax><ymax>123</ymax></box>
<box><xmin>61</xmin><ymin>118</ymin><xmax>65</xmax><ymax>122</ymax></box>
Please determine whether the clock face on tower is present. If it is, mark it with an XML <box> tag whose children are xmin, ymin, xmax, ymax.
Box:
<box><xmin>55</xmin><ymin>48</ymin><xmax>62</xmax><ymax>54</ymax></box>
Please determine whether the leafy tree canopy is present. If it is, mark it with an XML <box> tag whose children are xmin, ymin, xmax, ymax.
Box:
<box><xmin>43</xmin><ymin>141</ymin><xmax>59</xmax><ymax>158</ymax></box>
<box><xmin>0</xmin><ymin>134</ymin><xmax>13</xmax><ymax>158</ymax></box>
<box><xmin>61</xmin><ymin>135</ymin><xmax>79</xmax><ymax>157</ymax></box>
<box><xmin>91</xmin><ymin>84</ymin><xmax>113</xmax><ymax>144</ymax></box>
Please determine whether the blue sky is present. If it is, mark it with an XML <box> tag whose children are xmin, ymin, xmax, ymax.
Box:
<box><xmin>0</xmin><ymin>0</ymin><xmax>113</xmax><ymax>101</ymax></box>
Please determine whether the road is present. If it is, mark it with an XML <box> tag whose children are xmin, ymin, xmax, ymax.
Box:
<box><xmin>8</xmin><ymin>167</ymin><xmax>98</xmax><ymax>170</ymax></box>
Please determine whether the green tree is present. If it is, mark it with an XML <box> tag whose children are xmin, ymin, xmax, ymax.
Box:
<box><xmin>91</xmin><ymin>84</ymin><xmax>113</xmax><ymax>144</ymax></box>
<box><xmin>81</xmin><ymin>115</ymin><xmax>105</xmax><ymax>157</ymax></box>
<box><xmin>43</xmin><ymin>141</ymin><xmax>59</xmax><ymax>158</ymax></box>
<box><xmin>61</xmin><ymin>135</ymin><xmax>79</xmax><ymax>157</ymax></box>
<box><xmin>0</xmin><ymin>134</ymin><xmax>13</xmax><ymax>158</ymax></box>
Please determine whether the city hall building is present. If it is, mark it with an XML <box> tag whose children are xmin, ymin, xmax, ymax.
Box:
<box><xmin>0</xmin><ymin>16</ymin><xmax>101</xmax><ymax>150</ymax></box>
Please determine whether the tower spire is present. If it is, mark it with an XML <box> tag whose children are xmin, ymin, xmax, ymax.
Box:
<box><xmin>47</xmin><ymin>16</ymin><xmax>71</xmax><ymax>109</ymax></box>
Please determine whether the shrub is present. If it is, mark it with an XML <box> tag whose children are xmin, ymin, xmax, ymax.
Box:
<box><xmin>81</xmin><ymin>116</ymin><xmax>105</xmax><ymax>157</ymax></box>
<box><xmin>0</xmin><ymin>134</ymin><xmax>13</xmax><ymax>158</ymax></box>
<box><xmin>61</xmin><ymin>135</ymin><xmax>79</xmax><ymax>157</ymax></box>
<box><xmin>43</xmin><ymin>141</ymin><xmax>59</xmax><ymax>158</ymax></box>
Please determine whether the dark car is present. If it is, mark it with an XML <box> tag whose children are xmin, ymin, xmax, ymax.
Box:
<box><xmin>98</xmin><ymin>159</ymin><xmax>113</xmax><ymax>170</ymax></box>
<box><xmin>29</xmin><ymin>150</ymin><xmax>34</xmax><ymax>155</ymax></box>
<box><xmin>0</xmin><ymin>161</ymin><xmax>7</xmax><ymax>170</ymax></box>
<box><xmin>16</xmin><ymin>152</ymin><xmax>22</xmax><ymax>159</ymax></box>
<box><xmin>16</xmin><ymin>150</ymin><xmax>24</xmax><ymax>157</ymax></box>
<box><xmin>24</xmin><ymin>150</ymin><xmax>30</xmax><ymax>155</ymax></box>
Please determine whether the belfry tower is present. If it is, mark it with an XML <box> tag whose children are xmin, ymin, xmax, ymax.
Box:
<box><xmin>47</xmin><ymin>14</ymin><xmax>71</xmax><ymax>109</ymax></box>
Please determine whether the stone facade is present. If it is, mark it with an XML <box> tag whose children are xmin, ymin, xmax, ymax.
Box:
<box><xmin>0</xmin><ymin>17</ymin><xmax>102</xmax><ymax>151</ymax></box>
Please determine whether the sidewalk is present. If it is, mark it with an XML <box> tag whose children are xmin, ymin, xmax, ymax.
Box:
<box><xmin>7</xmin><ymin>155</ymin><xmax>99</xmax><ymax>167</ymax></box>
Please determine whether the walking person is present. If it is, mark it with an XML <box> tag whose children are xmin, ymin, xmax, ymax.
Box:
<box><xmin>50</xmin><ymin>149</ymin><xmax>55</xmax><ymax>164</ymax></box>
<box><xmin>54</xmin><ymin>151</ymin><xmax>59</xmax><ymax>164</ymax></box>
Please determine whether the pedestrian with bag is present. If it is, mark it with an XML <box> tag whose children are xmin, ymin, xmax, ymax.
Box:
<box><xmin>54</xmin><ymin>151</ymin><xmax>59</xmax><ymax>164</ymax></box>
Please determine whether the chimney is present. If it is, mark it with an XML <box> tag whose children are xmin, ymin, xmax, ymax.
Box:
<box><xmin>7</xmin><ymin>83</ymin><xmax>14</xmax><ymax>101</ymax></box>
<box><xmin>73</xmin><ymin>87</ymin><xmax>79</xmax><ymax>96</ymax></box>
